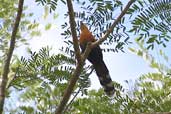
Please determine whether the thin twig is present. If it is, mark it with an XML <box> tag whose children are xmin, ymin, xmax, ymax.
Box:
<box><xmin>0</xmin><ymin>0</ymin><xmax>24</xmax><ymax>113</ymax></box>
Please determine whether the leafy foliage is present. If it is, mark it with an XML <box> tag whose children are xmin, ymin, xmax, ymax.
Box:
<box><xmin>12</xmin><ymin>47</ymin><xmax>74</xmax><ymax>88</ymax></box>
<box><xmin>35</xmin><ymin>0</ymin><xmax>59</xmax><ymax>12</ymax></box>
<box><xmin>69</xmin><ymin>73</ymin><xmax>171</xmax><ymax>113</ymax></box>
<box><xmin>128</xmin><ymin>0</ymin><xmax>171</xmax><ymax>49</ymax></box>
<box><xmin>35</xmin><ymin>0</ymin><xmax>171</xmax><ymax>50</ymax></box>
<box><xmin>37</xmin><ymin>0</ymin><xmax>131</xmax><ymax>52</ymax></box>
<box><xmin>0</xmin><ymin>0</ymin><xmax>17</xmax><ymax>54</ymax></box>
<box><xmin>68</xmin><ymin>43</ymin><xmax>171</xmax><ymax>113</ymax></box>
<box><xmin>0</xmin><ymin>0</ymin><xmax>41</xmax><ymax>61</ymax></box>
<box><xmin>62</xmin><ymin>0</ymin><xmax>130</xmax><ymax>52</ymax></box>
<box><xmin>135</xmin><ymin>73</ymin><xmax>171</xmax><ymax>112</ymax></box>
<box><xmin>129</xmin><ymin>37</ymin><xmax>170</xmax><ymax>74</ymax></box>
<box><xmin>7</xmin><ymin>47</ymin><xmax>92</xmax><ymax>113</ymax></box>
<box><xmin>2</xmin><ymin>0</ymin><xmax>171</xmax><ymax>113</ymax></box>
<box><xmin>127</xmin><ymin>37</ymin><xmax>171</xmax><ymax>112</ymax></box>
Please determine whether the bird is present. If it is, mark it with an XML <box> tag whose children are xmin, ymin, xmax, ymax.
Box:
<box><xmin>79</xmin><ymin>22</ymin><xmax>115</xmax><ymax>96</ymax></box>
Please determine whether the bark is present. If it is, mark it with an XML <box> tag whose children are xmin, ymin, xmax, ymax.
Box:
<box><xmin>55</xmin><ymin>0</ymin><xmax>83</xmax><ymax>113</ymax></box>
<box><xmin>0</xmin><ymin>0</ymin><xmax>24</xmax><ymax>113</ymax></box>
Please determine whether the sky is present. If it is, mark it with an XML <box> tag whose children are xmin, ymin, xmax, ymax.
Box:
<box><xmin>14</xmin><ymin>0</ymin><xmax>171</xmax><ymax>90</ymax></box>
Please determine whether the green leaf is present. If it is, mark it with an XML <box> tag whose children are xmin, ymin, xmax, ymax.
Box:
<box><xmin>45</xmin><ymin>23</ymin><xmax>52</xmax><ymax>30</ymax></box>
<box><xmin>137</xmin><ymin>50</ymin><xmax>143</xmax><ymax>56</ymax></box>
<box><xmin>146</xmin><ymin>37</ymin><xmax>156</xmax><ymax>44</ymax></box>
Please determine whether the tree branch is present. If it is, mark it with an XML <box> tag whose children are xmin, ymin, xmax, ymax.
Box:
<box><xmin>55</xmin><ymin>0</ymin><xmax>83</xmax><ymax>114</ymax></box>
<box><xmin>55</xmin><ymin>0</ymin><xmax>135</xmax><ymax>114</ymax></box>
<box><xmin>92</xmin><ymin>0</ymin><xmax>135</xmax><ymax>48</ymax></box>
<box><xmin>66</xmin><ymin>0</ymin><xmax>81</xmax><ymax>63</ymax></box>
<box><xmin>0</xmin><ymin>0</ymin><xmax>24</xmax><ymax>113</ymax></box>
<box><xmin>63</xmin><ymin>88</ymin><xmax>81</xmax><ymax>113</ymax></box>
<box><xmin>63</xmin><ymin>66</ymin><xmax>94</xmax><ymax>113</ymax></box>
<box><xmin>83</xmin><ymin>0</ymin><xmax>135</xmax><ymax>62</ymax></box>
<box><xmin>55</xmin><ymin>63</ymin><xmax>84</xmax><ymax>114</ymax></box>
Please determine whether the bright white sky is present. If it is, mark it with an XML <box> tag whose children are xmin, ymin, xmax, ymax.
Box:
<box><xmin>15</xmin><ymin>1</ymin><xmax>171</xmax><ymax>90</ymax></box>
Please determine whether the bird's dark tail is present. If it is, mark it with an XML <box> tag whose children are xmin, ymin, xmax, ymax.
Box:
<box><xmin>93</xmin><ymin>61</ymin><xmax>115</xmax><ymax>96</ymax></box>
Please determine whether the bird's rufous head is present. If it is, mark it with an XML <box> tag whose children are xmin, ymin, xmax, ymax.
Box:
<box><xmin>80</xmin><ymin>22</ymin><xmax>89</xmax><ymax>33</ymax></box>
